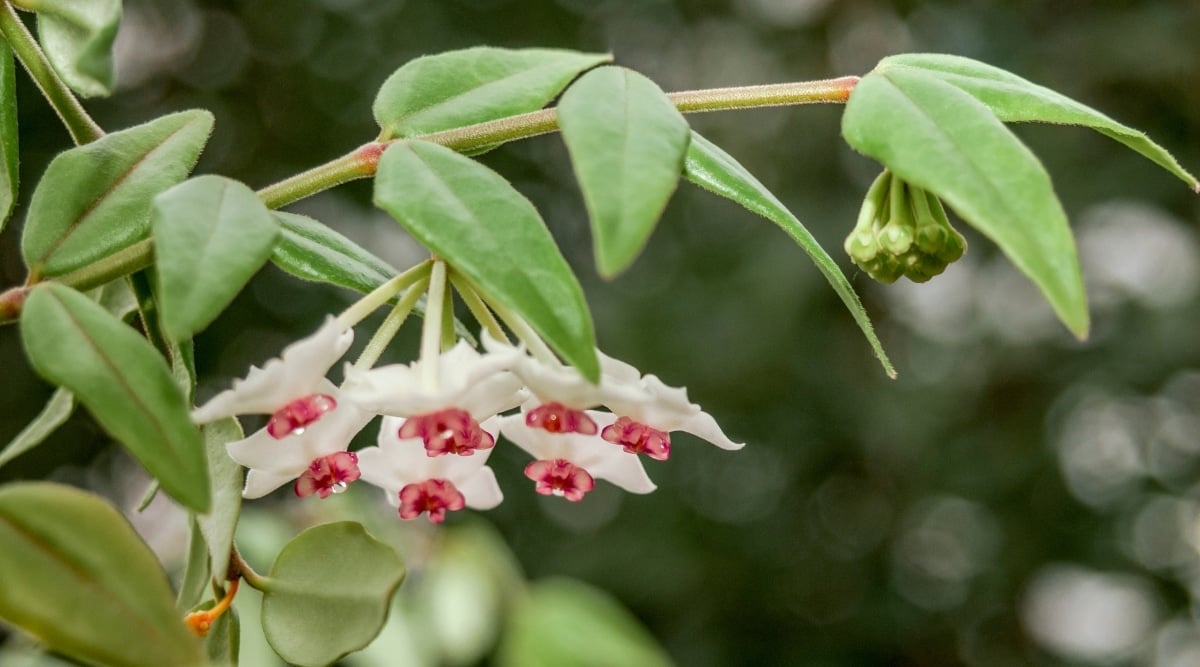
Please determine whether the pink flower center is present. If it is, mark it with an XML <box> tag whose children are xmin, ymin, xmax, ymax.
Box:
<box><xmin>397</xmin><ymin>478</ymin><xmax>467</xmax><ymax>524</ymax></box>
<box><xmin>399</xmin><ymin>408</ymin><xmax>494</xmax><ymax>457</ymax></box>
<box><xmin>294</xmin><ymin>451</ymin><xmax>360</xmax><ymax>499</ymax></box>
<box><xmin>524</xmin><ymin>458</ymin><xmax>595</xmax><ymax>502</ymax></box>
<box><xmin>267</xmin><ymin>393</ymin><xmax>338</xmax><ymax>439</ymax></box>
<box><xmin>525</xmin><ymin>402</ymin><xmax>598</xmax><ymax>435</ymax></box>
<box><xmin>601</xmin><ymin>416</ymin><xmax>671</xmax><ymax>461</ymax></box>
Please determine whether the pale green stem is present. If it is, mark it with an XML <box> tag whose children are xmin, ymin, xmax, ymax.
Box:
<box><xmin>449</xmin><ymin>272</ymin><xmax>508</xmax><ymax>345</ymax></box>
<box><xmin>336</xmin><ymin>260</ymin><xmax>431</xmax><ymax>329</ymax></box>
<box><xmin>419</xmin><ymin>261</ymin><xmax>447</xmax><ymax>391</ymax></box>
<box><xmin>352</xmin><ymin>277</ymin><xmax>429</xmax><ymax>370</ymax></box>
<box><xmin>439</xmin><ymin>280</ymin><xmax>455</xmax><ymax>351</ymax></box>
<box><xmin>483</xmin><ymin>294</ymin><xmax>558</xmax><ymax>365</ymax></box>
<box><xmin>0</xmin><ymin>2</ymin><xmax>104</xmax><ymax>145</ymax></box>
<box><xmin>51</xmin><ymin>238</ymin><xmax>154</xmax><ymax>292</ymax></box>
<box><xmin>230</xmin><ymin>546</ymin><xmax>271</xmax><ymax>592</ymax></box>
<box><xmin>256</xmin><ymin>76</ymin><xmax>860</xmax><ymax>208</ymax></box>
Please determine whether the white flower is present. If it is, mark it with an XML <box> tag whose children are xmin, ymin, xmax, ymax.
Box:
<box><xmin>499</xmin><ymin>413</ymin><xmax>656</xmax><ymax>500</ymax></box>
<box><xmin>598</xmin><ymin>374</ymin><xmax>744</xmax><ymax>460</ymax></box>
<box><xmin>342</xmin><ymin>338</ymin><xmax>525</xmax><ymax>418</ymax></box>
<box><xmin>226</xmin><ymin>394</ymin><xmax>371</xmax><ymax>499</ymax></box>
<box><xmin>192</xmin><ymin>317</ymin><xmax>353</xmax><ymax>424</ymax></box>
<box><xmin>358</xmin><ymin>416</ymin><xmax>503</xmax><ymax>523</ymax></box>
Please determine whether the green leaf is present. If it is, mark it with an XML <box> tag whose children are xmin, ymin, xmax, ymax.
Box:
<box><xmin>271</xmin><ymin>211</ymin><xmax>396</xmax><ymax>295</ymax></box>
<box><xmin>204</xmin><ymin>606</ymin><xmax>239</xmax><ymax>667</ymax></box>
<box><xmin>374</xmin><ymin>140</ymin><xmax>599</xmax><ymax>379</ymax></box>
<box><xmin>153</xmin><ymin>175</ymin><xmax>279</xmax><ymax>340</ymax></box>
<box><xmin>497</xmin><ymin>578</ymin><xmax>673</xmax><ymax>667</ymax></box>
<box><xmin>374</xmin><ymin>47</ymin><xmax>610</xmax><ymax>139</ymax></box>
<box><xmin>559</xmin><ymin>66</ymin><xmax>690</xmax><ymax>277</ymax></box>
<box><xmin>25</xmin><ymin>0</ymin><xmax>121</xmax><ymax>97</ymax></box>
<box><xmin>878</xmin><ymin>54</ymin><xmax>1199</xmax><ymax>193</ymax></box>
<box><xmin>0</xmin><ymin>40</ymin><xmax>18</xmax><ymax>230</ymax></box>
<box><xmin>260</xmin><ymin>522</ymin><xmax>406</xmax><ymax>667</ymax></box>
<box><xmin>197</xmin><ymin>418</ymin><xmax>243</xmax><ymax>582</ymax></box>
<box><xmin>842</xmin><ymin>66</ymin><xmax>1089</xmax><ymax>339</ymax></box>
<box><xmin>0</xmin><ymin>482</ymin><xmax>204</xmax><ymax>667</ymax></box>
<box><xmin>21</xmin><ymin>110</ymin><xmax>215</xmax><ymax>278</ymax></box>
<box><xmin>20</xmin><ymin>283</ymin><xmax>210</xmax><ymax>511</ymax></box>
<box><xmin>0</xmin><ymin>388</ymin><xmax>74</xmax><ymax>469</ymax></box>
<box><xmin>177</xmin><ymin>519</ymin><xmax>211</xmax><ymax>611</ymax></box>
<box><xmin>684</xmin><ymin>132</ymin><xmax>896</xmax><ymax>378</ymax></box>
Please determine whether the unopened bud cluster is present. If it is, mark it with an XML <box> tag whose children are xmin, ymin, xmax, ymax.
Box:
<box><xmin>844</xmin><ymin>171</ymin><xmax>967</xmax><ymax>283</ymax></box>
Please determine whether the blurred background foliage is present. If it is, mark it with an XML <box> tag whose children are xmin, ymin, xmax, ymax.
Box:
<box><xmin>3</xmin><ymin>0</ymin><xmax>1200</xmax><ymax>665</ymax></box>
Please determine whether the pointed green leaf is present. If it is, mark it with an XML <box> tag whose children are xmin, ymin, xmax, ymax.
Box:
<box><xmin>879</xmin><ymin>54</ymin><xmax>1199</xmax><ymax>192</ymax></box>
<box><xmin>843</xmin><ymin>66</ymin><xmax>1089</xmax><ymax>338</ymax></box>
<box><xmin>204</xmin><ymin>606</ymin><xmax>239</xmax><ymax>667</ymax></box>
<box><xmin>0</xmin><ymin>40</ymin><xmax>18</xmax><ymax>230</ymax></box>
<box><xmin>271</xmin><ymin>211</ymin><xmax>396</xmax><ymax>294</ymax></box>
<box><xmin>23</xmin><ymin>0</ymin><xmax>121</xmax><ymax>97</ymax></box>
<box><xmin>497</xmin><ymin>578</ymin><xmax>673</xmax><ymax>667</ymax></box>
<box><xmin>20</xmin><ymin>283</ymin><xmax>210</xmax><ymax>511</ymax></box>
<box><xmin>260</xmin><ymin>521</ymin><xmax>406</xmax><ymax>667</ymax></box>
<box><xmin>559</xmin><ymin>66</ymin><xmax>690</xmax><ymax>277</ymax></box>
<box><xmin>0</xmin><ymin>388</ymin><xmax>74</xmax><ymax>469</ymax></box>
<box><xmin>0</xmin><ymin>482</ymin><xmax>204</xmax><ymax>667</ymax></box>
<box><xmin>153</xmin><ymin>175</ymin><xmax>279</xmax><ymax>340</ymax></box>
<box><xmin>21</xmin><ymin>110</ymin><xmax>215</xmax><ymax>278</ymax></box>
<box><xmin>684</xmin><ymin>132</ymin><xmax>896</xmax><ymax>378</ymax></box>
<box><xmin>197</xmin><ymin>418</ymin><xmax>243</xmax><ymax>582</ymax></box>
<box><xmin>374</xmin><ymin>140</ymin><xmax>599</xmax><ymax>379</ymax></box>
<box><xmin>374</xmin><ymin>47</ymin><xmax>610</xmax><ymax>139</ymax></box>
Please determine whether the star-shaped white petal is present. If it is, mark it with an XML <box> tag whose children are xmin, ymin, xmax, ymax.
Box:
<box><xmin>226</xmin><ymin>389</ymin><xmax>371</xmax><ymax>498</ymax></box>
<box><xmin>193</xmin><ymin>317</ymin><xmax>353</xmax><ymax>423</ymax></box>
<box><xmin>499</xmin><ymin>413</ymin><xmax>656</xmax><ymax>494</ymax></box>
<box><xmin>341</xmin><ymin>339</ymin><xmax>526</xmax><ymax>419</ymax></box>
<box><xmin>357</xmin><ymin>415</ymin><xmax>503</xmax><ymax>510</ymax></box>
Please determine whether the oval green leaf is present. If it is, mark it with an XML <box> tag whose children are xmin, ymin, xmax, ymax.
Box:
<box><xmin>684</xmin><ymin>131</ymin><xmax>896</xmax><ymax>378</ymax></box>
<box><xmin>374</xmin><ymin>139</ymin><xmax>599</xmax><ymax>379</ymax></box>
<box><xmin>198</xmin><ymin>418</ymin><xmax>244</xmax><ymax>582</ymax></box>
<box><xmin>21</xmin><ymin>109</ymin><xmax>215</xmax><ymax>278</ymax></box>
<box><xmin>842</xmin><ymin>66</ymin><xmax>1089</xmax><ymax>339</ymax></box>
<box><xmin>20</xmin><ymin>283</ymin><xmax>210</xmax><ymax>511</ymax></box>
<box><xmin>271</xmin><ymin>211</ymin><xmax>396</xmax><ymax>295</ymax></box>
<box><xmin>25</xmin><ymin>0</ymin><xmax>121</xmax><ymax>97</ymax></box>
<box><xmin>0</xmin><ymin>482</ymin><xmax>204</xmax><ymax>667</ymax></box>
<box><xmin>177</xmin><ymin>519</ymin><xmax>211</xmax><ymax>611</ymax></box>
<box><xmin>559</xmin><ymin>66</ymin><xmax>690</xmax><ymax>277</ymax></box>
<box><xmin>0</xmin><ymin>39</ymin><xmax>17</xmax><ymax>230</ymax></box>
<box><xmin>497</xmin><ymin>578</ymin><xmax>673</xmax><ymax>667</ymax></box>
<box><xmin>879</xmin><ymin>54</ymin><xmax>1199</xmax><ymax>192</ymax></box>
<box><xmin>261</xmin><ymin>521</ymin><xmax>406</xmax><ymax>667</ymax></box>
<box><xmin>153</xmin><ymin>175</ymin><xmax>279</xmax><ymax>340</ymax></box>
<box><xmin>373</xmin><ymin>47</ymin><xmax>611</xmax><ymax>139</ymax></box>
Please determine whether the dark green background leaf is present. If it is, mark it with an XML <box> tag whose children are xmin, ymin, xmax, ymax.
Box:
<box><xmin>559</xmin><ymin>66</ymin><xmax>690</xmax><ymax>277</ymax></box>
<box><xmin>21</xmin><ymin>110</ymin><xmax>214</xmax><ymax>278</ymax></box>
<box><xmin>271</xmin><ymin>211</ymin><xmax>396</xmax><ymax>295</ymax></box>
<box><xmin>842</xmin><ymin>66</ymin><xmax>1088</xmax><ymax>338</ymax></box>
<box><xmin>261</xmin><ymin>522</ymin><xmax>405</xmax><ymax>667</ymax></box>
<box><xmin>153</xmin><ymin>175</ymin><xmax>279</xmax><ymax>341</ymax></box>
<box><xmin>0</xmin><ymin>39</ymin><xmax>17</xmax><ymax>230</ymax></box>
<box><xmin>684</xmin><ymin>132</ymin><xmax>896</xmax><ymax>378</ymax></box>
<box><xmin>374</xmin><ymin>140</ymin><xmax>599</xmax><ymax>379</ymax></box>
<box><xmin>0</xmin><ymin>482</ymin><xmax>204</xmax><ymax>667</ymax></box>
<box><xmin>374</xmin><ymin>46</ymin><xmax>610</xmax><ymax>139</ymax></box>
<box><xmin>20</xmin><ymin>283</ymin><xmax>210</xmax><ymax>511</ymax></box>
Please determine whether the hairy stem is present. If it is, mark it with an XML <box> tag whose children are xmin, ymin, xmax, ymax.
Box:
<box><xmin>257</xmin><ymin>75</ymin><xmax>860</xmax><ymax>208</ymax></box>
<box><xmin>0</xmin><ymin>2</ymin><xmax>104</xmax><ymax>145</ymax></box>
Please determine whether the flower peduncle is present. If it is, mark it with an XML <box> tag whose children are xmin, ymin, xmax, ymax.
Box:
<box><xmin>353</xmin><ymin>276</ymin><xmax>431</xmax><ymax>370</ymax></box>
<box><xmin>420</xmin><ymin>260</ymin><xmax>449</xmax><ymax>392</ymax></box>
<box><xmin>337</xmin><ymin>259</ymin><xmax>433</xmax><ymax>329</ymax></box>
<box><xmin>449</xmin><ymin>269</ymin><xmax>509</xmax><ymax>344</ymax></box>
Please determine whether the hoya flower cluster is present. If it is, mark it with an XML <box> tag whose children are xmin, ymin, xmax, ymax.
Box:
<box><xmin>192</xmin><ymin>265</ymin><xmax>742</xmax><ymax>525</ymax></box>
